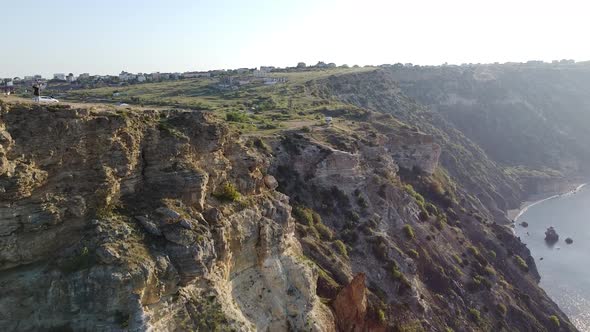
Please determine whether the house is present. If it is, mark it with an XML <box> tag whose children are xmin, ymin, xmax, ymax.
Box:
<box><xmin>253</xmin><ymin>69</ymin><xmax>266</xmax><ymax>78</ymax></box>
<box><xmin>119</xmin><ymin>71</ymin><xmax>133</xmax><ymax>81</ymax></box>
<box><xmin>209</xmin><ymin>70</ymin><xmax>225</xmax><ymax>77</ymax></box>
<box><xmin>137</xmin><ymin>74</ymin><xmax>146</xmax><ymax>82</ymax></box>
<box><xmin>183</xmin><ymin>71</ymin><xmax>211</xmax><ymax>78</ymax></box>
<box><xmin>260</xmin><ymin>66</ymin><xmax>275</xmax><ymax>72</ymax></box>
<box><xmin>66</xmin><ymin>73</ymin><xmax>76</xmax><ymax>82</ymax></box>
<box><xmin>236</xmin><ymin>68</ymin><xmax>250</xmax><ymax>74</ymax></box>
<box><xmin>78</xmin><ymin>73</ymin><xmax>90</xmax><ymax>80</ymax></box>
<box><xmin>150</xmin><ymin>72</ymin><xmax>161</xmax><ymax>81</ymax></box>
<box><xmin>2</xmin><ymin>79</ymin><xmax>15</xmax><ymax>95</ymax></box>
<box><xmin>53</xmin><ymin>73</ymin><xmax>66</xmax><ymax>81</ymax></box>
<box><xmin>316</xmin><ymin>61</ymin><xmax>328</xmax><ymax>68</ymax></box>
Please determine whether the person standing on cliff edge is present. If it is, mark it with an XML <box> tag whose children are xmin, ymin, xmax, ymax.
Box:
<box><xmin>32</xmin><ymin>82</ymin><xmax>40</xmax><ymax>102</ymax></box>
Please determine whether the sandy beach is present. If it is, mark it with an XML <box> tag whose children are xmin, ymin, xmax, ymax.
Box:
<box><xmin>507</xmin><ymin>182</ymin><xmax>588</xmax><ymax>221</ymax></box>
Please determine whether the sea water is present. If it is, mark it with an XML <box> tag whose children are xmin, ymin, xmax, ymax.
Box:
<box><xmin>515</xmin><ymin>185</ymin><xmax>590</xmax><ymax>331</ymax></box>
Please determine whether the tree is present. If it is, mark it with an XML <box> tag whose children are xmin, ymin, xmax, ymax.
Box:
<box><xmin>296</xmin><ymin>62</ymin><xmax>306</xmax><ymax>68</ymax></box>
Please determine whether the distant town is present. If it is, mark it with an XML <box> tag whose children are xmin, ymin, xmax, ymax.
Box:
<box><xmin>0</xmin><ymin>59</ymin><xmax>581</xmax><ymax>95</ymax></box>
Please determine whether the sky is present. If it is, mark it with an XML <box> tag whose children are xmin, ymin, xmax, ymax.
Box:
<box><xmin>2</xmin><ymin>0</ymin><xmax>589</xmax><ymax>78</ymax></box>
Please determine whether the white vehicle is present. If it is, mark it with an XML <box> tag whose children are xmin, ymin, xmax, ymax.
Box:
<box><xmin>34</xmin><ymin>96</ymin><xmax>59</xmax><ymax>103</ymax></box>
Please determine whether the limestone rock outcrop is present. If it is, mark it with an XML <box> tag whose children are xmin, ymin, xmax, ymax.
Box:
<box><xmin>0</xmin><ymin>104</ymin><xmax>333</xmax><ymax>331</ymax></box>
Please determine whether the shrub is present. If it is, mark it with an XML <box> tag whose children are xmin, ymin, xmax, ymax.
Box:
<box><xmin>436</xmin><ymin>216</ymin><xmax>446</xmax><ymax>230</ymax></box>
<box><xmin>452</xmin><ymin>265</ymin><xmax>464</xmax><ymax>276</ymax></box>
<box><xmin>253</xmin><ymin>138</ymin><xmax>271</xmax><ymax>153</ymax></box>
<box><xmin>402</xmin><ymin>224</ymin><xmax>415</xmax><ymax>240</ymax></box>
<box><xmin>341</xmin><ymin>229</ymin><xmax>359</xmax><ymax>244</ymax></box>
<box><xmin>311</xmin><ymin>210</ymin><xmax>322</xmax><ymax>224</ymax></box>
<box><xmin>158</xmin><ymin>119</ymin><xmax>186</xmax><ymax>138</ymax></box>
<box><xmin>334</xmin><ymin>240</ymin><xmax>348</xmax><ymax>257</ymax></box>
<box><xmin>308</xmin><ymin>226</ymin><xmax>320</xmax><ymax>239</ymax></box>
<box><xmin>391</xmin><ymin>267</ymin><xmax>403</xmax><ymax>279</ymax></box>
<box><xmin>407</xmin><ymin>249</ymin><xmax>419</xmax><ymax>259</ymax></box>
<box><xmin>226</xmin><ymin>111</ymin><xmax>249</xmax><ymax>122</ymax></box>
<box><xmin>373</xmin><ymin>242</ymin><xmax>388</xmax><ymax>260</ymax></box>
<box><xmin>497</xmin><ymin>303</ymin><xmax>507</xmax><ymax>316</ymax></box>
<box><xmin>425</xmin><ymin>202</ymin><xmax>438</xmax><ymax>215</ymax></box>
<box><xmin>357</xmin><ymin>196</ymin><xmax>368</xmax><ymax>209</ymax></box>
<box><xmin>484</xmin><ymin>266</ymin><xmax>496</xmax><ymax>276</ymax></box>
<box><xmin>419</xmin><ymin>210</ymin><xmax>430</xmax><ymax>221</ymax></box>
<box><xmin>377</xmin><ymin>309</ymin><xmax>386</xmax><ymax>323</ymax></box>
<box><xmin>293</xmin><ymin>206</ymin><xmax>314</xmax><ymax>225</ymax></box>
<box><xmin>213</xmin><ymin>182</ymin><xmax>241</xmax><ymax>202</ymax></box>
<box><xmin>548</xmin><ymin>315</ymin><xmax>560</xmax><ymax>328</ymax></box>
<box><xmin>315</xmin><ymin>223</ymin><xmax>333</xmax><ymax>240</ymax></box>
<box><xmin>467</xmin><ymin>246</ymin><xmax>480</xmax><ymax>256</ymax></box>
<box><xmin>514</xmin><ymin>255</ymin><xmax>529</xmax><ymax>272</ymax></box>
<box><xmin>488</xmin><ymin>250</ymin><xmax>497</xmax><ymax>259</ymax></box>
<box><xmin>468</xmin><ymin>308</ymin><xmax>481</xmax><ymax>322</ymax></box>
<box><xmin>348</xmin><ymin>211</ymin><xmax>360</xmax><ymax>223</ymax></box>
<box><xmin>404</xmin><ymin>184</ymin><xmax>425</xmax><ymax>204</ymax></box>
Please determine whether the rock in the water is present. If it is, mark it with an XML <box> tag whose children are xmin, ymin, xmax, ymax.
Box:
<box><xmin>565</xmin><ymin>237</ymin><xmax>573</xmax><ymax>244</ymax></box>
<box><xmin>545</xmin><ymin>227</ymin><xmax>559</xmax><ymax>244</ymax></box>
<box><xmin>520</xmin><ymin>221</ymin><xmax>529</xmax><ymax>228</ymax></box>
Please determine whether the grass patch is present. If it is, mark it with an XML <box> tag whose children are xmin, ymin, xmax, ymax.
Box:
<box><xmin>514</xmin><ymin>255</ymin><xmax>529</xmax><ymax>272</ymax></box>
<box><xmin>334</xmin><ymin>240</ymin><xmax>348</xmax><ymax>257</ymax></box>
<box><xmin>468</xmin><ymin>308</ymin><xmax>481</xmax><ymax>322</ymax></box>
<box><xmin>402</xmin><ymin>224</ymin><xmax>415</xmax><ymax>240</ymax></box>
<box><xmin>213</xmin><ymin>182</ymin><xmax>241</xmax><ymax>202</ymax></box>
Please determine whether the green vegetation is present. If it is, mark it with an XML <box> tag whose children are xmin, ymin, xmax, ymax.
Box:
<box><xmin>226</xmin><ymin>111</ymin><xmax>249</xmax><ymax>122</ymax></box>
<box><xmin>213</xmin><ymin>182</ymin><xmax>241</xmax><ymax>202</ymax></box>
<box><xmin>293</xmin><ymin>206</ymin><xmax>314</xmax><ymax>225</ymax></box>
<box><xmin>402</xmin><ymin>224</ymin><xmax>415</xmax><ymax>240</ymax></box>
<box><xmin>514</xmin><ymin>255</ymin><xmax>529</xmax><ymax>272</ymax></box>
<box><xmin>315</xmin><ymin>223</ymin><xmax>333</xmax><ymax>240</ymax></box>
<box><xmin>468</xmin><ymin>308</ymin><xmax>481</xmax><ymax>322</ymax></box>
<box><xmin>377</xmin><ymin>309</ymin><xmax>386</xmax><ymax>323</ymax></box>
<box><xmin>407</xmin><ymin>249</ymin><xmax>420</xmax><ymax>259</ymax></box>
<box><xmin>158</xmin><ymin>119</ymin><xmax>187</xmax><ymax>138</ymax></box>
<box><xmin>548</xmin><ymin>315</ymin><xmax>560</xmax><ymax>328</ymax></box>
<box><xmin>497</xmin><ymin>303</ymin><xmax>507</xmax><ymax>316</ymax></box>
<box><xmin>334</xmin><ymin>240</ymin><xmax>348</xmax><ymax>257</ymax></box>
<box><xmin>488</xmin><ymin>250</ymin><xmax>497</xmax><ymax>260</ymax></box>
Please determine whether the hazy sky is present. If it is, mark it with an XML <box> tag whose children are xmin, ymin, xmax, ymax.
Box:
<box><xmin>2</xmin><ymin>0</ymin><xmax>589</xmax><ymax>78</ymax></box>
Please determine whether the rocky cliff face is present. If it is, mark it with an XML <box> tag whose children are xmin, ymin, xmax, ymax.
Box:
<box><xmin>0</xmin><ymin>103</ymin><xmax>333</xmax><ymax>331</ymax></box>
<box><xmin>0</xmin><ymin>87</ymin><xmax>579</xmax><ymax>332</ymax></box>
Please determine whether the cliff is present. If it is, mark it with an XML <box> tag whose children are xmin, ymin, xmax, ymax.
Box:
<box><xmin>0</xmin><ymin>103</ymin><xmax>333</xmax><ymax>331</ymax></box>
<box><xmin>0</xmin><ymin>69</ymin><xmax>580</xmax><ymax>332</ymax></box>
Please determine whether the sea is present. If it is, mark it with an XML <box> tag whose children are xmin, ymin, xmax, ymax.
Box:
<box><xmin>515</xmin><ymin>184</ymin><xmax>590</xmax><ymax>331</ymax></box>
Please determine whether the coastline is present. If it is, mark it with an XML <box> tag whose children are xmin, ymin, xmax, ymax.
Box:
<box><xmin>507</xmin><ymin>182</ymin><xmax>588</xmax><ymax>222</ymax></box>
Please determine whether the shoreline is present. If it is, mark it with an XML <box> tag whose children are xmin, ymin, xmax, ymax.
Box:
<box><xmin>507</xmin><ymin>182</ymin><xmax>588</xmax><ymax>222</ymax></box>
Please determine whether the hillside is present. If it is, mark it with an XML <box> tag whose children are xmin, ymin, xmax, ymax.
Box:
<box><xmin>0</xmin><ymin>63</ymin><xmax>587</xmax><ymax>331</ymax></box>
